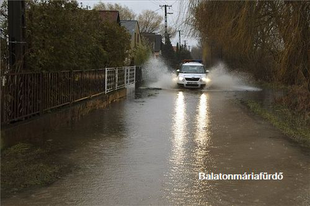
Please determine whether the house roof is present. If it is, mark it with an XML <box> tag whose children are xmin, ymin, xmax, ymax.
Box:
<box><xmin>120</xmin><ymin>20</ymin><xmax>139</xmax><ymax>36</ymax></box>
<box><xmin>142</xmin><ymin>33</ymin><xmax>156</xmax><ymax>42</ymax></box>
<box><xmin>98</xmin><ymin>10</ymin><xmax>120</xmax><ymax>24</ymax></box>
<box><xmin>141</xmin><ymin>33</ymin><xmax>162</xmax><ymax>52</ymax></box>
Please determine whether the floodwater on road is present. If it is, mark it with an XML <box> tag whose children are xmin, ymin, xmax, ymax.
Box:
<box><xmin>2</xmin><ymin>88</ymin><xmax>310</xmax><ymax>206</ymax></box>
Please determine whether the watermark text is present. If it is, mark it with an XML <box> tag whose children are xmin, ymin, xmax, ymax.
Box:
<box><xmin>199</xmin><ymin>172</ymin><xmax>284</xmax><ymax>181</ymax></box>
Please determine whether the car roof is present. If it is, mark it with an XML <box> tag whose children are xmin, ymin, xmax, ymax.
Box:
<box><xmin>182</xmin><ymin>62</ymin><xmax>204</xmax><ymax>66</ymax></box>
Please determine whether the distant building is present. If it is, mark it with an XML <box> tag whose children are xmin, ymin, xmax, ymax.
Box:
<box><xmin>141</xmin><ymin>33</ymin><xmax>162</xmax><ymax>58</ymax></box>
<box><xmin>120</xmin><ymin>20</ymin><xmax>142</xmax><ymax>50</ymax></box>
<box><xmin>98</xmin><ymin>10</ymin><xmax>120</xmax><ymax>25</ymax></box>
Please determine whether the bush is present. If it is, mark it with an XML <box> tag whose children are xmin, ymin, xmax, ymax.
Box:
<box><xmin>1</xmin><ymin>0</ymin><xmax>131</xmax><ymax>72</ymax></box>
<box><xmin>133</xmin><ymin>43</ymin><xmax>151</xmax><ymax>66</ymax></box>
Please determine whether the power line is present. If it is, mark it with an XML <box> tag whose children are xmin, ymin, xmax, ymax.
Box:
<box><xmin>153</xmin><ymin>7</ymin><xmax>162</xmax><ymax>12</ymax></box>
<box><xmin>149</xmin><ymin>1</ymin><xmax>160</xmax><ymax>6</ymax></box>
<box><xmin>171</xmin><ymin>0</ymin><xmax>178</xmax><ymax>6</ymax></box>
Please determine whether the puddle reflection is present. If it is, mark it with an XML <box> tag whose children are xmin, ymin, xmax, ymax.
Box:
<box><xmin>196</xmin><ymin>93</ymin><xmax>209</xmax><ymax>143</ymax></box>
<box><xmin>166</xmin><ymin>92</ymin><xmax>214</xmax><ymax>205</ymax></box>
<box><xmin>172</xmin><ymin>91</ymin><xmax>187</xmax><ymax>163</ymax></box>
<box><xmin>194</xmin><ymin>93</ymin><xmax>211</xmax><ymax>169</ymax></box>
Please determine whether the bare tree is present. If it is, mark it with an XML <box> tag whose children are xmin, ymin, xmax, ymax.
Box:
<box><xmin>159</xmin><ymin>24</ymin><xmax>177</xmax><ymax>38</ymax></box>
<box><xmin>93</xmin><ymin>2</ymin><xmax>136</xmax><ymax>20</ymax></box>
<box><xmin>138</xmin><ymin>10</ymin><xmax>163</xmax><ymax>33</ymax></box>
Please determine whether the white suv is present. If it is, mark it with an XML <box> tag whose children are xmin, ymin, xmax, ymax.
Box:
<box><xmin>177</xmin><ymin>62</ymin><xmax>210</xmax><ymax>88</ymax></box>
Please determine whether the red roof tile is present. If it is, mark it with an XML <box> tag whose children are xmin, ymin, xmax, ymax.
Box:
<box><xmin>98</xmin><ymin>10</ymin><xmax>120</xmax><ymax>24</ymax></box>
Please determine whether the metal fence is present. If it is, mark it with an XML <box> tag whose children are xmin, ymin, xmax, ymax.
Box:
<box><xmin>1</xmin><ymin>66</ymin><xmax>136</xmax><ymax>125</ymax></box>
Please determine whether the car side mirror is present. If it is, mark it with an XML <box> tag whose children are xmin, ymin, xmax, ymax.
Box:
<box><xmin>206</xmin><ymin>70</ymin><xmax>210</xmax><ymax>73</ymax></box>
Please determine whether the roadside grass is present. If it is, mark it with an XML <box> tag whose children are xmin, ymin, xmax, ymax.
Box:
<box><xmin>1</xmin><ymin>142</ymin><xmax>66</xmax><ymax>197</ymax></box>
<box><xmin>257</xmin><ymin>81</ymin><xmax>289</xmax><ymax>90</ymax></box>
<box><xmin>243</xmin><ymin>100</ymin><xmax>310</xmax><ymax>147</ymax></box>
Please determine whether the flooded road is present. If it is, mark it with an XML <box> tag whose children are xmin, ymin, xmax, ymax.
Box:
<box><xmin>2</xmin><ymin>89</ymin><xmax>310</xmax><ymax>206</ymax></box>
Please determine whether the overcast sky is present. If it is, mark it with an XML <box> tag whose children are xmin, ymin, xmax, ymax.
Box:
<box><xmin>79</xmin><ymin>0</ymin><xmax>198</xmax><ymax>47</ymax></box>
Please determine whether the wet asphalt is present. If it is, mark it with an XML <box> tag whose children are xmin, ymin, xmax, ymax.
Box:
<box><xmin>2</xmin><ymin>88</ymin><xmax>310</xmax><ymax>206</ymax></box>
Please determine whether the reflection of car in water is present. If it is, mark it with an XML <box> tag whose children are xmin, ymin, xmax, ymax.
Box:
<box><xmin>176</xmin><ymin>60</ymin><xmax>210</xmax><ymax>88</ymax></box>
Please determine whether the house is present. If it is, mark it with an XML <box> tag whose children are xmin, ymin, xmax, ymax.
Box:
<box><xmin>98</xmin><ymin>10</ymin><xmax>120</xmax><ymax>25</ymax></box>
<box><xmin>141</xmin><ymin>33</ymin><xmax>162</xmax><ymax>58</ymax></box>
<box><xmin>120</xmin><ymin>20</ymin><xmax>142</xmax><ymax>49</ymax></box>
<box><xmin>173</xmin><ymin>46</ymin><xmax>177</xmax><ymax>52</ymax></box>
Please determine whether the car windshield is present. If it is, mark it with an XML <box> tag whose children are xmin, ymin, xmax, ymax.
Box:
<box><xmin>181</xmin><ymin>65</ymin><xmax>205</xmax><ymax>74</ymax></box>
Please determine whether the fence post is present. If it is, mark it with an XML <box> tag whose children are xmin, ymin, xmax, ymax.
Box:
<box><xmin>127</xmin><ymin>67</ymin><xmax>129</xmax><ymax>85</ymax></box>
<box><xmin>124</xmin><ymin>67</ymin><xmax>127</xmax><ymax>87</ymax></box>
<box><xmin>134</xmin><ymin>66</ymin><xmax>136</xmax><ymax>83</ymax></box>
<box><xmin>40</xmin><ymin>72</ymin><xmax>44</xmax><ymax>114</ymax></box>
<box><xmin>70</xmin><ymin>70</ymin><xmax>73</xmax><ymax>104</ymax></box>
<box><xmin>0</xmin><ymin>75</ymin><xmax>5</xmax><ymax>125</ymax></box>
<box><xmin>115</xmin><ymin>68</ymin><xmax>118</xmax><ymax>90</ymax></box>
<box><xmin>105</xmin><ymin>68</ymin><xmax>107</xmax><ymax>94</ymax></box>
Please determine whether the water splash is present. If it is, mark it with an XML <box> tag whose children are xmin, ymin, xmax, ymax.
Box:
<box><xmin>142</xmin><ymin>58</ymin><xmax>261</xmax><ymax>92</ymax></box>
<box><xmin>207</xmin><ymin>63</ymin><xmax>261</xmax><ymax>91</ymax></box>
<box><xmin>143</xmin><ymin>57</ymin><xmax>177</xmax><ymax>89</ymax></box>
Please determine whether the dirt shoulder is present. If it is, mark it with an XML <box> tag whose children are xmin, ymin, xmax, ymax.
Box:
<box><xmin>240</xmin><ymin>99</ymin><xmax>310</xmax><ymax>148</ymax></box>
<box><xmin>1</xmin><ymin>142</ymin><xmax>72</xmax><ymax>198</ymax></box>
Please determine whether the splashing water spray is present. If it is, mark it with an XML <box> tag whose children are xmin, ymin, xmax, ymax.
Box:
<box><xmin>142</xmin><ymin>57</ymin><xmax>177</xmax><ymax>89</ymax></box>
<box><xmin>207</xmin><ymin>63</ymin><xmax>261</xmax><ymax>91</ymax></box>
<box><xmin>142</xmin><ymin>57</ymin><xmax>261</xmax><ymax>91</ymax></box>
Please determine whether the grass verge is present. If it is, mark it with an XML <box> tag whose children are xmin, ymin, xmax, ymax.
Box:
<box><xmin>1</xmin><ymin>142</ymin><xmax>68</xmax><ymax>197</ymax></box>
<box><xmin>242</xmin><ymin>100</ymin><xmax>310</xmax><ymax>147</ymax></box>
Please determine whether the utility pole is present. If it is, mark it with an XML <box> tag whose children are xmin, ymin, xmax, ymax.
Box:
<box><xmin>8</xmin><ymin>0</ymin><xmax>26</xmax><ymax>72</ymax></box>
<box><xmin>159</xmin><ymin>5</ymin><xmax>172</xmax><ymax>44</ymax></box>
<box><xmin>178</xmin><ymin>30</ymin><xmax>181</xmax><ymax>49</ymax></box>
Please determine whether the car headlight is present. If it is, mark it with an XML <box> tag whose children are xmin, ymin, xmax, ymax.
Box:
<box><xmin>178</xmin><ymin>76</ymin><xmax>184</xmax><ymax>81</ymax></box>
<box><xmin>202</xmin><ymin>77</ymin><xmax>211</xmax><ymax>83</ymax></box>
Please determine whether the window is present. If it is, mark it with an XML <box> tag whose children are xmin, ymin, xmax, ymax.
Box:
<box><xmin>181</xmin><ymin>65</ymin><xmax>205</xmax><ymax>74</ymax></box>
